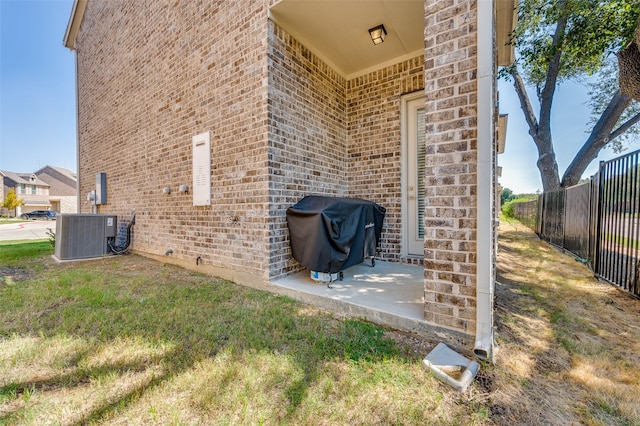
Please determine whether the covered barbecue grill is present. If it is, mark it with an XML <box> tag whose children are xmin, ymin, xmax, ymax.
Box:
<box><xmin>286</xmin><ymin>196</ymin><xmax>385</xmax><ymax>281</ymax></box>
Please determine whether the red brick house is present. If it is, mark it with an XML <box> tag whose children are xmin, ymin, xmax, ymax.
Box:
<box><xmin>64</xmin><ymin>0</ymin><xmax>516</xmax><ymax>360</ymax></box>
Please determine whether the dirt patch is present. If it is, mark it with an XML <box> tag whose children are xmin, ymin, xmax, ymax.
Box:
<box><xmin>0</xmin><ymin>266</ymin><xmax>33</xmax><ymax>284</ymax></box>
<box><xmin>385</xmin><ymin>329</ymin><xmax>439</xmax><ymax>360</ymax></box>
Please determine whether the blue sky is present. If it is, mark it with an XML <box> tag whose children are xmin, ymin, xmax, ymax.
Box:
<box><xmin>0</xmin><ymin>0</ymin><xmax>632</xmax><ymax>194</ymax></box>
<box><xmin>0</xmin><ymin>0</ymin><xmax>75</xmax><ymax>174</ymax></box>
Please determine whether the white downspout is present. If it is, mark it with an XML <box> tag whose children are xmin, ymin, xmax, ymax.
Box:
<box><xmin>74</xmin><ymin>51</ymin><xmax>81</xmax><ymax>214</ymax></box>
<box><xmin>474</xmin><ymin>0</ymin><xmax>496</xmax><ymax>361</ymax></box>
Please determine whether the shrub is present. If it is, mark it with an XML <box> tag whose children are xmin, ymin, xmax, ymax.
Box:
<box><xmin>502</xmin><ymin>199</ymin><xmax>516</xmax><ymax>218</ymax></box>
<box><xmin>502</xmin><ymin>196</ymin><xmax>538</xmax><ymax>218</ymax></box>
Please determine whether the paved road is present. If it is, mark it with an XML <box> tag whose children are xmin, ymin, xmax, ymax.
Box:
<box><xmin>0</xmin><ymin>220</ymin><xmax>56</xmax><ymax>241</ymax></box>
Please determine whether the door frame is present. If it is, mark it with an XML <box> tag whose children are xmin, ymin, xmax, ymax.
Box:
<box><xmin>400</xmin><ymin>91</ymin><xmax>426</xmax><ymax>257</ymax></box>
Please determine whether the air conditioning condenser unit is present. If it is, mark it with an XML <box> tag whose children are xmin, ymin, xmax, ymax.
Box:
<box><xmin>54</xmin><ymin>214</ymin><xmax>117</xmax><ymax>260</ymax></box>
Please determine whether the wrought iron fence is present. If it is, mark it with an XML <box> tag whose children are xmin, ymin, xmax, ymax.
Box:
<box><xmin>597</xmin><ymin>150</ymin><xmax>640</xmax><ymax>297</ymax></box>
<box><xmin>516</xmin><ymin>149</ymin><xmax>640</xmax><ymax>299</ymax></box>
<box><xmin>562</xmin><ymin>181</ymin><xmax>593</xmax><ymax>261</ymax></box>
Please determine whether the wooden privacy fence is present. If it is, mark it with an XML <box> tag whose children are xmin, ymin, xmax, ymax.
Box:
<box><xmin>512</xmin><ymin>149</ymin><xmax>640</xmax><ymax>298</ymax></box>
<box><xmin>512</xmin><ymin>200</ymin><xmax>538</xmax><ymax>230</ymax></box>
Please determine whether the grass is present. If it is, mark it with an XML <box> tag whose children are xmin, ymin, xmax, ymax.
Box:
<box><xmin>603</xmin><ymin>232</ymin><xmax>640</xmax><ymax>250</ymax></box>
<box><xmin>0</xmin><ymin>240</ymin><xmax>52</xmax><ymax>265</ymax></box>
<box><xmin>494</xmin><ymin>218</ymin><xmax>640</xmax><ymax>425</ymax></box>
<box><xmin>2</xmin><ymin>224</ymin><xmax>639</xmax><ymax>425</ymax></box>
<box><xmin>0</xmin><ymin>248</ymin><xmax>489</xmax><ymax>425</ymax></box>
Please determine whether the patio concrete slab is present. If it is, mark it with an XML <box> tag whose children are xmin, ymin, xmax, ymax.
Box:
<box><xmin>272</xmin><ymin>260</ymin><xmax>425</xmax><ymax>325</ymax></box>
<box><xmin>271</xmin><ymin>260</ymin><xmax>475</xmax><ymax>348</ymax></box>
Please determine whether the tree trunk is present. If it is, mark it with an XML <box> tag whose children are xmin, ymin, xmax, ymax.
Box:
<box><xmin>510</xmin><ymin>5</ymin><xmax>568</xmax><ymax>192</ymax></box>
<box><xmin>512</xmin><ymin>71</ymin><xmax>562</xmax><ymax>191</ymax></box>
<box><xmin>537</xmin><ymin>150</ymin><xmax>561</xmax><ymax>191</ymax></box>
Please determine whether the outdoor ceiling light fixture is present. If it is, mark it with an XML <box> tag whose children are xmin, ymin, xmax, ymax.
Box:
<box><xmin>368</xmin><ymin>24</ymin><xmax>387</xmax><ymax>45</ymax></box>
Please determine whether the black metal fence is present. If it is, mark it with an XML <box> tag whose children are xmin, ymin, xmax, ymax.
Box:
<box><xmin>597</xmin><ymin>150</ymin><xmax>640</xmax><ymax>297</ymax></box>
<box><xmin>512</xmin><ymin>149</ymin><xmax>640</xmax><ymax>299</ymax></box>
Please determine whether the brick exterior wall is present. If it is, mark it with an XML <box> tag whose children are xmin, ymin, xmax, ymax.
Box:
<box><xmin>347</xmin><ymin>58</ymin><xmax>425</xmax><ymax>265</ymax></box>
<box><xmin>422</xmin><ymin>0</ymin><xmax>479</xmax><ymax>335</ymax></box>
<box><xmin>54</xmin><ymin>196</ymin><xmax>78</xmax><ymax>214</ymax></box>
<box><xmin>76</xmin><ymin>0</ymin><xmax>272</xmax><ymax>285</ymax></box>
<box><xmin>267</xmin><ymin>21</ymin><xmax>348</xmax><ymax>279</ymax></box>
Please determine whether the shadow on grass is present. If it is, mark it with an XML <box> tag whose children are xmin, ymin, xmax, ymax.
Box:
<box><xmin>494</xmin><ymin>224</ymin><xmax>640</xmax><ymax>425</ymax></box>
<box><xmin>0</xmin><ymin>254</ymin><xmax>404</xmax><ymax>424</ymax></box>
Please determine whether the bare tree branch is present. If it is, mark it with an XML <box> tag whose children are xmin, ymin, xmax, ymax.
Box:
<box><xmin>538</xmin><ymin>0</ymin><xmax>568</xmax><ymax>142</ymax></box>
<box><xmin>512</xmin><ymin>71</ymin><xmax>539</xmax><ymax>137</ymax></box>
<box><xmin>610</xmin><ymin>112</ymin><xmax>640</xmax><ymax>141</ymax></box>
<box><xmin>512</xmin><ymin>70</ymin><xmax>561</xmax><ymax>190</ymax></box>
<box><xmin>562</xmin><ymin>90</ymin><xmax>633</xmax><ymax>187</ymax></box>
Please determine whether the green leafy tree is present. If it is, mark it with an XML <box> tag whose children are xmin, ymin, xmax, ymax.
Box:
<box><xmin>503</xmin><ymin>0</ymin><xmax>640</xmax><ymax>191</ymax></box>
<box><xmin>2</xmin><ymin>188</ymin><xmax>24</xmax><ymax>217</ymax></box>
<box><xmin>501</xmin><ymin>187</ymin><xmax>516</xmax><ymax>206</ymax></box>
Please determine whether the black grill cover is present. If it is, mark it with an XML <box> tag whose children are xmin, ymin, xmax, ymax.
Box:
<box><xmin>286</xmin><ymin>196</ymin><xmax>385</xmax><ymax>274</ymax></box>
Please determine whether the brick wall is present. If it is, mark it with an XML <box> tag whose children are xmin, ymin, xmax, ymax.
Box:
<box><xmin>61</xmin><ymin>196</ymin><xmax>78</xmax><ymax>214</ymax></box>
<box><xmin>347</xmin><ymin>57</ymin><xmax>425</xmax><ymax>265</ymax></box>
<box><xmin>267</xmin><ymin>21</ymin><xmax>348</xmax><ymax>279</ymax></box>
<box><xmin>422</xmin><ymin>0</ymin><xmax>479</xmax><ymax>335</ymax></box>
<box><xmin>76</xmin><ymin>0</ymin><xmax>272</xmax><ymax>285</ymax></box>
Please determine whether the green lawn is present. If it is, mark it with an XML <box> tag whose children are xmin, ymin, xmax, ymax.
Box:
<box><xmin>4</xmin><ymin>228</ymin><xmax>638</xmax><ymax>425</ymax></box>
<box><xmin>0</xmin><ymin>243</ymin><xmax>487</xmax><ymax>425</ymax></box>
<box><xmin>0</xmin><ymin>218</ymin><xmax>30</xmax><ymax>224</ymax></box>
<box><xmin>0</xmin><ymin>240</ymin><xmax>52</xmax><ymax>265</ymax></box>
<box><xmin>602</xmin><ymin>232</ymin><xmax>640</xmax><ymax>250</ymax></box>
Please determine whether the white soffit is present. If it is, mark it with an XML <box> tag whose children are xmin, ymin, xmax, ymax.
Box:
<box><xmin>269</xmin><ymin>0</ymin><xmax>424</xmax><ymax>79</ymax></box>
<box><xmin>496</xmin><ymin>0</ymin><xmax>518</xmax><ymax>66</ymax></box>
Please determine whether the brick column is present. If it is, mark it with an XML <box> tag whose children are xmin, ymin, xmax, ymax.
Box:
<box><xmin>423</xmin><ymin>0</ymin><xmax>478</xmax><ymax>336</ymax></box>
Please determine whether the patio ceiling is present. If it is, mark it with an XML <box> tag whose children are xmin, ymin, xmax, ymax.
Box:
<box><xmin>269</xmin><ymin>0</ymin><xmax>517</xmax><ymax>79</ymax></box>
<box><xmin>269</xmin><ymin>0</ymin><xmax>425</xmax><ymax>79</ymax></box>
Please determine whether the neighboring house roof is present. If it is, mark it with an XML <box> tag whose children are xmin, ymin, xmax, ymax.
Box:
<box><xmin>0</xmin><ymin>170</ymin><xmax>50</xmax><ymax>187</ymax></box>
<box><xmin>35</xmin><ymin>165</ymin><xmax>77</xmax><ymax>197</ymax></box>
<box><xmin>36</xmin><ymin>165</ymin><xmax>77</xmax><ymax>181</ymax></box>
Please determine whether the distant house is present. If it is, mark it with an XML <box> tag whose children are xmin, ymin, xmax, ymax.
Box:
<box><xmin>1</xmin><ymin>171</ymin><xmax>51</xmax><ymax>217</ymax></box>
<box><xmin>0</xmin><ymin>166</ymin><xmax>78</xmax><ymax>217</ymax></box>
<box><xmin>34</xmin><ymin>166</ymin><xmax>78</xmax><ymax>214</ymax></box>
<box><xmin>63</xmin><ymin>0</ymin><xmax>516</xmax><ymax>360</ymax></box>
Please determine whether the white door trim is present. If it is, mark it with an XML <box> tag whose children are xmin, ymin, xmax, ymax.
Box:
<box><xmin>401</xmin><ymin>91</ymin><xmax>425</xmax><ymax>257</ymax></box>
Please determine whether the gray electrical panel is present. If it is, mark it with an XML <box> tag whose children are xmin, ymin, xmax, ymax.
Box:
<box><xmin>55</xmin><ymin>214</ymin><xmax>117</xmax><ymax>260</ymax></box>
<box><xmin>96</xmin><ymin>172</ymin><xmax>107</xmax><ymax>205</ymax></box>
